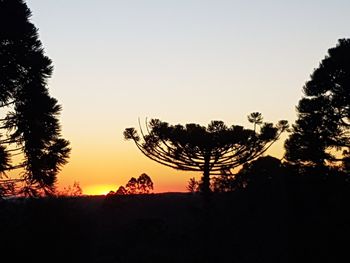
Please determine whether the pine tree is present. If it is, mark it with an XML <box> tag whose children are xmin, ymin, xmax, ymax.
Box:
<box><xmin>0</xmin><ymin>0</ymin><xmax>70</xmax><ymax>196</ymax></box>
<box><xmin>285</xmin><ymin>39</ymin><xmax>350</xmax><ymax>171</ymax></box>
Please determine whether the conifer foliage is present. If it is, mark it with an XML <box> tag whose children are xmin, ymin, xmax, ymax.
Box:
<box><xmin>0</xmin><ymin>0</ymin><xmax>70</xmax><ymax>196</ymax></box>
<box><xmin>285</xmin><ymin>39</ymin><xmax>350</xmax><ymax>170</ymax></box>
<box><xmin>124</xmin><ymin>114</ymin><xmax>288</xmax><ymax>195</ymax></box>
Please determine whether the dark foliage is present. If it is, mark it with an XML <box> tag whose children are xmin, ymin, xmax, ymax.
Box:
<box><xmin>210</xmin><ymin>155</ymin><xmax>286</xmax><ymax>192</ymax></box>
<box><xmin>0</xmin><ymin>0</ymin><xmax>70</xmax><ymax>196</ymax></box>
<box><xmin>116</xmin><ymin>186</ymin><xmax>127</xmax><ymax>195</ymax></box>
<box><xmin>1</xmin><ymin>178</ymin><xmax>350</xmax><ymax>263</ymax></box>
<box><xmin>236</xmin><ymin>155</ymin><xmax>285</xmax><ymax>187</ymax></box>
<box><xmin>115</xmin><ymin>173</ymin><xmax>154</xmax><ymax>195</ymax></box>
<box><xmin>137</xmin><ymin>173</ymin><xmax>154</xmax><ymax>194</ymax></box>
<box><xmin>57</xmin><ymin>181</ymin><xmax>83</xmax><ymax>197</ymax></box>
<box><xmin>285</xmin><ymin>38</ymin><xmax>350</xmax><ymax>170</ymax></box>
<box><xmin>124</xmin><ymin>114</ymin><xmax>288</xmax><ymax>196</ymax></box>
<box><xmin>186</xmin><ymin>177</ymin><xmax>199</xmax><ymax>193</ymax></box>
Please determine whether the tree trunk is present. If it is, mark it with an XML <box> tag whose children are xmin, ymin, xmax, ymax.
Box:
<box><xmin>201</xmin><ymin>154</ymin><xmax>211</xmax><ymax>198</ymax></box>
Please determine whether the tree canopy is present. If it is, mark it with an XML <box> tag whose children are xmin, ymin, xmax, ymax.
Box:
<box><xmin>124</xmin><ymin>113</ymin><xmax>288</xmax><ymax>195</ymax></box>
<box><xmin>285</xmin><ymin>39</ymin><xmax>350</xmax><ymax>170</ymax></box>
<box><xmin>210</xmin><ymin>155</ymin><xmax>284</xmax><ymax>192</ymax></box>
<box><xmin>115</xmin><ymin>173</ymin><xmax>154</xmax><ymax>195</ymax></box>
<box><xmin>0</xmin><ymin>0</ymin><xmax>70</xmax><ymax>196</ymax></box>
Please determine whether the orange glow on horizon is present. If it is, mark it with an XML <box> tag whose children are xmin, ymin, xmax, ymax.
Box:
<box><xmin>55</xmin><ymin>133</ymin><xmax>286</xmax><ymax>195</ymax></box>
<box><xmin>83</xmin><ymin>184</ymin><xmax>116</xmax><ymax>196</ymax></box>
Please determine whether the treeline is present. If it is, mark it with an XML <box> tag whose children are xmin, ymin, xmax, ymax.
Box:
<box><xmin>108</xmin><ymin>173</ymin><xmax>154</xmax><ymax>195</ymax></box>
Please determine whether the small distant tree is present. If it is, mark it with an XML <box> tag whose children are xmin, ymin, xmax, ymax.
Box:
<box><xmin>125</xmin><ymin>177</ymin><xmax>138</xmax><ymax>194</ymax></box>
<box><xmin>137</xmin><ymin>173</ymin><xmax>154</xmax><ymax>194</ymax></box>
<box><xmin>124</xmin><ymin>114</ymin><xmax>288</xmax><ymax>197</ymax></box>
<box><xmin>107</xmin><ymin>191</ymin><xmax>115</xmax><ymax>197</ymax></box>
<box><xmin>118</xmin><ymin>174</ymin><xmax>154</xmax><ymax>195</ymax></box>
<box><xmin>248</xmin><ymin>112</ymin><xmax>263</xmax><ymax>132</ymax></box>
<box><xmin>115</xmin><ymin>186</ymin><xmax>127</xmax><ymax>195</ymax></box>
<box><xmin>57</xmin><ymin>181</ymin><xmax>82</xmax><ymax>197</ymax></box>
<box><xmin>186</xmin><ymin>177</ymin><xmax>199</xmax><ymax>193</ymax></box>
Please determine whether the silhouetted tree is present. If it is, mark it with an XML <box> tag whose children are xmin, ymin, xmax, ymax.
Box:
<box><xmin>124</xmin><ymin>174</ymin><xmax>154</xmax><ymax>194</ymax></box>
<box><xmin>248</xmin><ymin>112</ymin><xmax>263</xmax><ymax>132</ymax></box>
<box><xmin>116</xmin><ymin>186</ymin><xmax>127</xmax><ymax>195</ymax></box>
<box><xmin>57</xmin><ymin>181</ymin><xmax>83</xmax><ymax>197</ymax></box>
<box><xmin>236</xmin><ymin>155</ymin><xmax>284</xmax><ymax>187</ymax></box>
<box><xmin>107</xmin><ymin>190</ymin><xmax>115</xmax><ymax>197</ymax></box>
<box><xmin>124</xmin><ymin>114</ymin><xmax>288</xmax><ymax>196</ymax></box>
<box><xmin>211</xmin><ymin>174</ymin><xmax>237</xmax><ymax>192</ymax></box>
<box><xmin>285</xmin><ymin>39</ymin><xmax>350</xmax><ymax>172</ymax></box>
<box><xmin>125</xmin><ymin>177</ymin><xmax>138</xmax><ymax>194</ymax></box>
<box><xmin>211</xmin><ymin>156</ymin><xmax>285</xmax><ymax>192</ymax></box>
<box><xmin>0</xmin><ymin>0</ymin><xmax>70</xmax><ymax>196</ymax></box>
<box><xmin>186</xmin><ymin>177</ymin><xmax>199</xmax><ymax>193</ymax></box>
<box><xmin>137</xmin><ymin>173</ymin><xmax>154</xmax><ymax>194</ymax></box>
<box><xmin>114</xmin><ymin>174</ymin><xmax>154</xmax><ymax>195</ymax></box>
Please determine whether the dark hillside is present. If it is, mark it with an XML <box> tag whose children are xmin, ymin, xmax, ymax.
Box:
<box><xmin>0</xmin><ymin>182</ymin><xmax>349</xmax><ymax>263</ymax></box>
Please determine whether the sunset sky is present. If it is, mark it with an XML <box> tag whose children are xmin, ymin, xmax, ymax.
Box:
<box><xmin>25</xmin><ymin>0</ymin><xmax>350</xmax><ymax>194</ymax></box>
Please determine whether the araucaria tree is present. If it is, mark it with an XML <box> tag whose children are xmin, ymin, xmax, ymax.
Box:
<box><xmin>124</xmin><ymin>114</ymin><xmax>288</xmax><ymax>196</ymax></box>
<box><xmin>0</xmin><ymin>0</ymin><xmax>70</xmax><ymax>196</ymax></box>
<box><xmin>285</xmin><ymin>39</ymin><xmax>350</xmax><ymax>171</ymax></box>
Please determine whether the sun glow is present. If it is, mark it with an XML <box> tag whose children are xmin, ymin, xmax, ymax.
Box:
<box><xmin>83</xmin><ymin>184</ymin><xmax>116</xmax><ymax>196</ymax></box>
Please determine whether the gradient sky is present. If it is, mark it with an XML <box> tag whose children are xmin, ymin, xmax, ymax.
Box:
<box><xmin>24</xmin><ymin>0</ymin><xmax>350</xmax><ymax>194</ymax></box>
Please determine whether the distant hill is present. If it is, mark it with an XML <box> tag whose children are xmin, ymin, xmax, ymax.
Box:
<box><xmin>0</xmin><ymin>186</ymin><xmax>349</xmax><ymax>263</ymax></box>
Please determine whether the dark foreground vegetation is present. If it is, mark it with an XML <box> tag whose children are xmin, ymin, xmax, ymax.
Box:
<box><xmin>1</xmin><ymin>1</ymin><xmax>349</xmax><ymax>261</ymax></box>
<box><xmin>1</xmin><ymin>176</ymin><xmax>349</xmax><ymax>263</ymax></box>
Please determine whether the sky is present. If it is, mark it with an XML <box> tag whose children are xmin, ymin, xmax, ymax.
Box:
<box><xmin>24</xmin><ymin>0</ymin><xmax>350</xmax><ymax>194</ymax></box>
